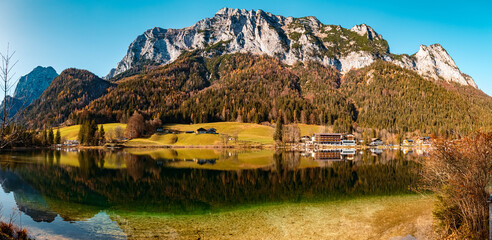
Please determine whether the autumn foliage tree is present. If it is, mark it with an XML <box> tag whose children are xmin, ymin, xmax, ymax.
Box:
<box><xmin>283</xmin><ymin>124</ymin><xmax>300</xmax><ymax>144</ymax></box>
<box><xmin>107</xmin><ymin>126</ymin><xmax>124</xmax><ymax>143</ymax></box>
<box><xmin>144</xmin><ymin>117</ymin><xmax>162</xmax><ymax>135</ymax></box>
<box><xmin>125</xmin><ymin>111</ymin><xmax>144</xmax><ymax>139</ymax></box>
<box><xmin>419</xmin><ymin>132</ymin><xmax>492</xmax><ymax>239</ymax></box>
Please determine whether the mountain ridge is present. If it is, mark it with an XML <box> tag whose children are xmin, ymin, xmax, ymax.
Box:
<box><xmin>105</xmin><ymin>7</ymin><xmax>476</xmax><ymax>88</ymax></box>
<box><xmin>22</xmin><ymin>68</ymin><xmax>112</xmax><ymax>127</ymax></box>
<box><xmin>0</xmin><ymin>66</ymin><xmax>58</xmax><ymax>119</ymax></box>
<box><xmin>14</xmin><ymin>66</ymin><xmax>58</xmax><ymax>103</ymax></box>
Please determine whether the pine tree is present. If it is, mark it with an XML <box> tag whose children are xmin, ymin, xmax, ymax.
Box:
<box><xmin>89</xmin><ymin>120</ymin><xmax>98</xmax><ymax>145</ymax></box>
<box><xmin>99</xmin><ymin>125</ymin><xmax>105</xmax><ymax>145</ymax></box>
<box><xmin>32</xmin><ymin>132</ymin><xmax>38</xmax><ymax>146</ymax></box>
<box><xmin>273</xmin><ymin>116</ymin><xmax>283</xmax><ymax>142</ymax></box>
<box><xmin>48</xmin><ymin>129</ymin><xmax>54</xmax><ymax>145</ymax></box>
<box><xmin>42</xmin><ymin>129</ymin><xmax>48</xmax><ymax>146</ymax></box>
<box><xmin>55</xmin><ymin>129</ymin><xmax>61</xmax><ymax>144</ymax></box>
<box><xmin>94</xmin><ymin>130</ymin><xmax>100</xmax><ymax>146</ymax></box>
<box><xmin>78</xmin><ymin>121</ymin><xmax>87</xmax><ymax>145</ymax></box>
<box><xmin>77</xmin><ymin>120</ymin><xmax>97</xmax><ymax>145</ymax></box>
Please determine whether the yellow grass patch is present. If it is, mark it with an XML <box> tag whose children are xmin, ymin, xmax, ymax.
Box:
<box><xmin>165</xmin><ymin>122</ymin><xmax>275</xmax><ymax>145</ymax></box>
<box><xmin>126</xmin><ymin>133</ymin><xmax>222</xmax><ymax>146</ymax></box>
<box><xmin>59</xmin><ymin>123</ymin><xmax>127</xmax><ymax>140</ymax></box>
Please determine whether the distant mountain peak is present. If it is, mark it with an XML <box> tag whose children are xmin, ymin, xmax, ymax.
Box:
<box><xmin>105</xmin><ymin>8</ymin><xmax>477</xmax><ymax>88</ymax></box>
<box><xmin>0</xmin><ymin>66</ymin><xmax>58</xmax><ymax>120</ymax></box>
<box><xmin>23</xmin><ymin>68</ymin><xmax>112</xmax><ymax>127</ymax></box>
<box><xmin>13</xmin><ymin>66</ymin><xmax>58</xmax><ymax>104</ymax></box>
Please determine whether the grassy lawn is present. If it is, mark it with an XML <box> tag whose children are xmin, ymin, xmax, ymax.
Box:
<box><xmin>296</xmin><ymin>124</ymin><xmax>328</xmax><ymax>136</ymax></box>
<box><xmin>165</xmin><ymin>122</ymin><xmax>275</xmax><ymax>145</ymax></box>
<box><xmin>126</xmin><ymin>122</ymin><xmax>277</xmax><ymax>146</ymax></box>
<box><xmin>59</xmin><ymin>122</ymin><xmax>327</xmax><ymax>147</ymax></box>
<box><xmin>126</xmin><ymin>133</ymin><xmax>222</xmax><ymax>146</ymax></box>
<box><xmin>59</xmin><ymin>123</ymin><xmax>127</xmax><ymax>140</ymax></box>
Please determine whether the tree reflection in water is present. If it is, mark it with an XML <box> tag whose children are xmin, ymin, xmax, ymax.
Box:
<box><xmin>0</xmin><ymin>149</ymin><xmax>419</xmax><ymax>222</ymax></box>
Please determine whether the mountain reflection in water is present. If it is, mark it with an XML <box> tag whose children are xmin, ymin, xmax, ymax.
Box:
<box><xmin>0</xmin><ymin>149</ymin><xmax>421</xmax><ymax>239</ymax></box>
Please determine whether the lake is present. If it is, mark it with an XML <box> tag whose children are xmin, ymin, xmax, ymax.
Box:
<box><xmin>0</xmin><ymin>148</ymin><xmax>433</xmax><ymax>239</ymax></box>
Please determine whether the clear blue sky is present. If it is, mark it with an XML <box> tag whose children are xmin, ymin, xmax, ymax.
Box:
<box><xmin>1</xmin><ymin>0</ymin><xmax>491</xmax><ymax>96</ymax></box>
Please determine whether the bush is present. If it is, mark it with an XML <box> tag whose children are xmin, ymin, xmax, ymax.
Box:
<box><xmin>169</xmin><ymin>134</ymin><xmax>178</xmax><ymax>144</ymax></box>
<box><xmin>0</xmin><ymin>206</ymin><xmax>30</xmax><ymax>240</ymax></box>
<box><xmin>0</xmin><ymin>222</ymin><xmax>29</xmax><ymax>240</ymax></box>
<box><xmin>419</xmin><ymin>132</ymin><xmax>492</xmax><ymax>239</ymax></box>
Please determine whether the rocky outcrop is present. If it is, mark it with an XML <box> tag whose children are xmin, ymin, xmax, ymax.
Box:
<box><xmin>391</xmin><ymin>44</ymin><xmax>477</xmax><ymax>87</ymax></box>
<box><xmin>0</xmin><ymin>66</ymin><xmax>58</xmax><ymax>119</ymax></box>
<box><xmin>13</xmin><ymin>66</ymin><xmax>58</xmax><ymax>105</ymax></box>
<box><xmin>106</xmin><ymin>8</ymin><xmax>477</xmax><ymax>88</ymax></box>
<box><xmin>350</xmin><ymin>24</ymin><xmax>383</xmax><ymax>40</ymax></box>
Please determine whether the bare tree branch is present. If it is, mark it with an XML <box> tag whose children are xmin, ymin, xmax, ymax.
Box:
<box><xmin>0</xmin><ymin>44</ymin><xmax>25</xmax><ymax>148</ymax></box>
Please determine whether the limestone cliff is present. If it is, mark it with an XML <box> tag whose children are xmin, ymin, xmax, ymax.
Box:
<box><xmin>106</xmin><ymin>8</ymin><xmax>476</xmax><ymax>88</ymax></box>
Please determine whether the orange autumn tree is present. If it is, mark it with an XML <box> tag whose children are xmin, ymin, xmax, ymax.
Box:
<box><xmin>420</xmin><ymin>132</ymin><xmax>492</xmax><ymax>239</ymax></box>
<box><xmin>125</xmin><ymin>111</ymin><xmax>144</xmax><ymax>139</ymax></box>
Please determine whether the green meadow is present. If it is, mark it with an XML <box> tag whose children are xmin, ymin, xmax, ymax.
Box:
<box><xmin>58</xmin><ymin>122</ymin><xmax>326</xmax><ymax>147</ymax></box>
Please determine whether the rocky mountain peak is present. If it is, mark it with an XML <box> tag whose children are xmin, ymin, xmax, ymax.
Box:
<box><xmin>416</xmin><ymin>44</ymin><xmax>455</xmax><ymax>68</ymax></box>
<box><xmin>13</xmin><ymin>66</ymin><xmax>58</xmax><ymax>104</ymax></box>
<box><xmin>412</xmin><ymin>44</ymin><xmax>476</xmax><ymax>87</ymax></box>
<box><xmin>350</xmin><ymin>24</ymin><xmax>382</xmax><ymax>40</ymax></box>
<box><xmin>105</xmin><ymin>8</ymin><xmax>477</xmax><ymax>89</ymax></box>
<box><xmin>0</xmin><ymin>66</ymin><xmax>58</xmax><ymax>119</ymax></box>
<box><xmin>216</xmin><ymin>7</ymin><xmax>253</xmax><ymax>16</ymax></box>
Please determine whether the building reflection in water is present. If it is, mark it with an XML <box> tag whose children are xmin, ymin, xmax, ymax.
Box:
<box><xmin>0</xmin><ymin>148</ymin><xmax>421</xmax><ymax>238</ymax></box>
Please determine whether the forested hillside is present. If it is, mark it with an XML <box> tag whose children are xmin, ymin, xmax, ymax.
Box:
<box><xmin>340</xmin><ymin>62</ymin><xmax>492</xmax><ymax>135</ymax></box>
<box><xmin>74</xmin><ymin>52</ymin><xmax>210</xmax><ymax>124</ymax></box>
<box><xmin>57</xmin><ymin>52</ymin><xmax>492</xmax><ymax>136</ymax></box>
<box><xmin>23</xmin><ymin>68</ymin><xmax>113</xmax><ymax>127</ymax></box>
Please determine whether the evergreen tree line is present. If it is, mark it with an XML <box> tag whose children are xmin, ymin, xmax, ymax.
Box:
<box><xmin>9</xmin><ymin>128</ymin><xmax>63</xmax><ymax>148</ymax></box>
<box><xmin>78</xmin><ymin>120</ymin><xmax>105</xmax><ymax>146</ymax></box>
<box><xmin>38</xmin><ymin>128</ymin><xmax>61</xmax><ymax>146</ymax></box>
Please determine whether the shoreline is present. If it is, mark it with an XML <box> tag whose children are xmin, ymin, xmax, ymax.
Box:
<box><xmin>4</xmin><ymin>144</ymin><xmax>432</xmax><ymax>151</ymax></box>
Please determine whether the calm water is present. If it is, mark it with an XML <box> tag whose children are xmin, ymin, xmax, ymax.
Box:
<box><xmin>0</xmin><ymin>148</ymin><xmax>423</xmax><ymax>239</ymax></box>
